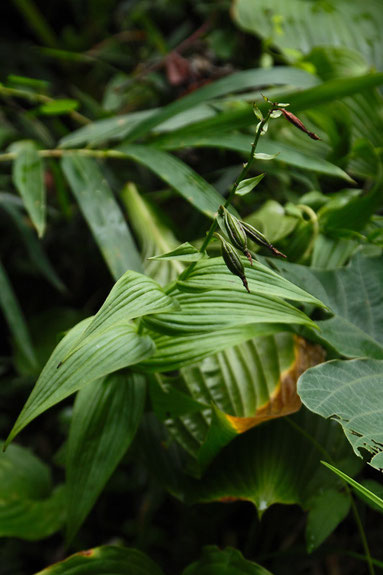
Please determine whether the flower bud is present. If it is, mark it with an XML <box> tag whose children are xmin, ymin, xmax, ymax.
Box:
<box><xmin>281</xmin><ymin>109</ymin><xmax>320</xmax><ymax>140</ymax></box>
<box><xmin>241</xmin><ymin>222</ymin><xmax>286</xmax><ymax>258</ymax></box>
<box><xmin>220</xmin><ymin>206</ymin><xmax>253</xmax><ymax>265</ymax></box>
<box><xmin>214</xmin><ymin>233</ymin><xmax>250</xmax><ymax>293</ymax></box>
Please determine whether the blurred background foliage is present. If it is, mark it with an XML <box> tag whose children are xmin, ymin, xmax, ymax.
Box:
<box><xmin>1</xmin><ymin>0</ymin><xmax>383</xmax><ymax>574</ymax></box>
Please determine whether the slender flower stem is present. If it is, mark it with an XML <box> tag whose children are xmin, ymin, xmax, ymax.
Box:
<box><xmin>285</xmin><ymin>417</ymin><xmax>375</xmax><ymax>575</ymax></box>
<box><xmin>181</xmin><ymin>108</ymin><xmax>273</xmax><ymax>281</ymax></box>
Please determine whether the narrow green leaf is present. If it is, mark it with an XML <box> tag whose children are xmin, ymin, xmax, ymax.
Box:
<box><xmin>0</xmin><ymin>442</ymin><xmax>65</xmax><ymax>540</ymax></box>
<box><xmin>183</xmin><ymin>546</ymin><xmax>273</xmax><ymax>575</ymax></box>
<box><xmin>5</xmin><ymin>318</ymin><xmax>154</xmax><ymax>447</ymax></box>
<box><xmin>66</xmin><ymin>372</ymin><xmax>146</xmax><ymax>540</ymax></box>
<box><xmin>116</xmin><ymin>144</ymin><xmax>226</xmax><ymax>218</ymax></box>
<box><xmin>148</xmin><ymin>242</ymin><xmax>207</xmax><ymax>262</ymax></box>
<box><xmin>10</xmin><ymin>140</ymin><xmax>46</xmax><ymax>237</ymax></box>
<box><xmin>322</xmin><ymin>462</ymin><xmax>383</xmax><ymax>511</ymax></box>
<box><xmin>39</xmin><ymin>98</ymin><xmax>79</xmax><ymax>115</ymax></box>
<box><xmin>33</xmin><ymin>546</ymin><xmax>164</xmax><ymax>575</ymax></box>
<box><xmin>298</xmin><ymin>359</ymin><xmax>383</xmax><ymax>470</ymax></box>
<box><xmin>123</xmin><ymin>67</ymin><xmax>319</xmax><ymax>142</ymax></box>
<box><xmin>61</xmin><ymin>155</ymin><xmax>142</xmax><ymax>279</ymax></box>
<box><xmin>236</xmin><ymin>174</ymin><xmax>265</xmax><ymax>196</ymax></box>
<box><xmin>155</xmin><ymin>133</ymin><xmax>352</xmax><ymax>181</ymax></box>
<box><xmin>0</xmin><ymin>260</ymin><xmax>38</xmax><ymax>372</ymax></box>
<box><xmin>0</xmin><ymin>198</ymin><xmax>66</xmax><ymax>292</ymax></box>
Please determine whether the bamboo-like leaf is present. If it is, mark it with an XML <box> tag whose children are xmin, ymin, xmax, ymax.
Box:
<box><xmin>0</xmin><ymin>442</ymin><xmax>65</xmax><ymax>540</ymax></box>
<box><xmin>236</xmin><ymin>174</ymin><xmax>265</xmax><ymax>196</ymax></box>
<box><xmin>10</xmin><ymin>140</ymin><xmax>46</xmax><ymax>237</ymax></box>
<box><xmin>5</xmin><ymin>318</ymin><xmax>154</xmax><ymax>447</ymax></box>
<box><xmin>61</xmin><ymin>155</ymin><xmax>142</xmax><ymax>279</ymax></box>
<box><xmin>183</xmin><ymin>546</ymin><xmax>273</xmax><ymax>575</ymax></box>
<box><xmin>0</xmin><ymin>260</ymin><xmax>38</xmax><ymax>372</ymax></box>
<box><xmin>66</xmin><ymin>372</ymin><xmax>146</xmax><ymax>541</ymax></box>
<box><xmin>33</xmin><ymin>546</ymin><xmax>164</xmax><ymax>575</ymax></box>
<box><xmin>116</xmin><ymin>144</ymin><xmax>226</xmax><ymax>218</ymax></box>
<box><xmin>298</xmin><ymin>359</ymin><xmax>383</xmax><ymax>470</ymax></box>
<box><xmin>322</xmin><ymin>462</ymin><xmax>383</xmax><ymax>510</ymax></box>
<box><xmin>0</xmin><ymin>198</ymin><xmax>66</xmax><ymax>292</ymax></box>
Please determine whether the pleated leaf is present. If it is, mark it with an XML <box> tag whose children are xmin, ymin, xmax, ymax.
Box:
<box><xmin>61</xmin><ymin>155</ymin><xmax>142</xmax><ymax>279</ymax></box>
<box><xmin>298</xmin><ymin>359</ymin><xmax>383</xmax><ymax>471</ymax></box>
<box><xmin>64</xmin><ymin>270</ymin><xmax>178</xmax><ymax>356</ymax></box>
<box><xmin>34</xmin><ymin>546</ymin><xmax>164</xmax><ymax>575</ymax></box>
<box><xmin>150</xmin><ymin>333</ymin><xmax>325</xmax><ymax>471</ymax></box>
<box><xmin>10</xmin><ymin>140</ymin><xmax>46</xmax><ymax>237</ymax></box>
<box><xmin>183</xmin><ymin>546</ymin><xmax>273</xmax><ymax>575</ymax></box>
<box><xmin>66</xmin><ymin>372</ymin><xmax>146</xmax><ymax>541</ymax></box>
<box><xmin>0</xmin><ymin>442</ymin><xmax>65</xmax><ymax>540</ymax></box>
<box><xmin>5</xmin><ymin>318</ymin><xmax>154</xmax><ymax>447</ymax></box>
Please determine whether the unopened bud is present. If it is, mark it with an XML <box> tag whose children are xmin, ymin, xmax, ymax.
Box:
<box><xmin>214</xmin><ymin>233</ymin><xmax>250</xmax><ymax>293</ymax></box>
<box><xmin>281</xmin><ymin>109</ymin><xmax>320</xmax><ymax>141</ymax></box>
<box><xmin>241</xmin><ymin>222</ymin><xmax>286</xmax><ymax>258</ymax></box>
<box><xmin>220</xmin><ymin>206</ymin><xmax>253</xmax><ymax>265</ymax></box>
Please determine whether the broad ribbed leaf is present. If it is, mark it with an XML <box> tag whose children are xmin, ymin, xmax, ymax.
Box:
<box><xmin>5</xmin><ymin>318</ymin><xmax>154</xmax><ymax>447</ymax></box>
<box><xmin>10</xmin><ymin>140</ymin><xmax>46</xmax><ymax>237</ymax></box>
<box><xmin>140</xmin><ymin>324</ymin><xmax>283</xmax><ymax>372</ymax></box>
<box><xmin>0</xmin><ymin>260</ymin><xmax>38</xmax><ymax>372</ymax></box>
<box><xmin>233</xmin><ymin>0</ymin><xmax>383</xmax><ymax>70</ymax></box>
<box><xmin>151</xmin><ymin>333</ymin><xmax>325</xmax><ymax>471</ymax></box>
<box><xmin>61</xmin><ymin>155</ymin><xmax>142</xmax><ymax>279</ymax></box>
<box><xmin>116</xmin><ymin>144</ymin><xmax>225</xmax><ymax>218</ymax></box>
<box><xmin>34</xmin><ymin>546</ymin><xmax>164</xmax><ymax>575</ymax></box>
<box><xmin>271</xmin><ymin>254</ymin><xmax>383</xmax><ymax>358</ymax></box>
<box><xmin>65</xmin><ymin>270</ymin><xmax>177</xmax><ymax>354</ymax></box>
<box><xmin>322</xmin><ymin>462</ymin><xmax>383</xmax><ymax>510</ymax></box>
<box><xmin>139</xmin><ymin>410</ymin><xmax>360</xmax><ymax>552</ymax></box>
<box><xmin>298</xmin><ymin>359</ymin><xmax>383</xmax><ymax>470</ymax></box>
<box><xmin>176</xmin><ymin>257</ymin><xmax>325</xmax><ymax>307</ymax></box>
<box><xmin>144</xmin><ymin>288</ymin><xmax>317</xmax><ymax>335</ymax></box>
<box><xmin>66</xmin><ymin>372</ymin><xmax>146</xmax><ymax>540</ymax></box>
<box><xmin>148</xmin><ymin>242</ymin><xmax>207</xmax><ymax>262</ymax></box>
<box><xmin>0</xmin><ymin>442</ymin><xmax>65</xmax><ymax>540</ymax></box>
<box><xmin>121</xmin><ymin>183</ymin><xmax>183</xmax><ymax>285</ymax></box>
<box><xmin>183</xmin><ymin>546</ymin><xmax>272</xmax><ymax>575</ymax></box>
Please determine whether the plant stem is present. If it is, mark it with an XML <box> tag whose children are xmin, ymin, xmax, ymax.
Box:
<box><xmin>285</xmin><ymin>417</ymin><xmax>375</xmax><ymax>575</ymax></box>
<box><xmin>181</xmin><ymin>108</ymin><xmax>273</xmax><ymax>281</ymax></box>
<box><xmin>0</xmin><ymin>84</ymin><xmax>90</xmax><ymax>125</ymax></box>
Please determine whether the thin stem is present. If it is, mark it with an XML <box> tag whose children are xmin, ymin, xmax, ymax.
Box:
<box><xmin>285</xmin><ymin>417</ymin><xmax>375</xmax><ymax>575</ymax></box>
<box><xmin>181</xmin><ymin>109</ymin><xmax>272</xmax><ymax>281</ymax></box>
<box><xmin>0</xmin><ymin>84</ymin><xmax>90</xmax><ymax>126</ymax></box>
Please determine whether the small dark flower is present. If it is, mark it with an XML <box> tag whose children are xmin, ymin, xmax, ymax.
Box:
<box><xmin>281</xmin><ymin>109</ymin><xmax>320</xmax><ymax>140</ymax></box>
